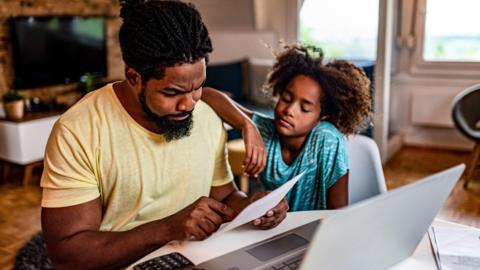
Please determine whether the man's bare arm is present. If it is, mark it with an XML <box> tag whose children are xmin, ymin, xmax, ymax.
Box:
<box><xmin>42</xmin><ymin>198</ymin><xmax>174</xmax><ymax>270</ymax></box>
<box><xmin>42</xmin><ymin>196</ymin><xmax>235</xmax><ymax>270</ymax></box>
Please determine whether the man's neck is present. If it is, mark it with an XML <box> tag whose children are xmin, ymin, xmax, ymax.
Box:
<box><xmin>113</xmin><ymin>81</ymin><xmax>163</xmax><ymax>134</ymax></box>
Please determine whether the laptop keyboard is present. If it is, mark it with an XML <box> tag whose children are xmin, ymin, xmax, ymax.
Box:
<box><xmin>133</xmin><ymin>252</ymin><xmax>194</xmax><ymax>270</ymax></box>
<box><xmin>263</xmin><ymin>253</ymin><xmax>303</xmax><ymax>270</ymax></box>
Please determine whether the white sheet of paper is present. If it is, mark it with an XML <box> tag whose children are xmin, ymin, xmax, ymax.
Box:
<box><xmin>217</xmin><ymin>171</ymin><xmax>305</xmax><ymax>234</ymax></box>
<box><xmin>433</xmin><ymin>225</ymin><xmax>480</xmax><ymax>270</ymax></box>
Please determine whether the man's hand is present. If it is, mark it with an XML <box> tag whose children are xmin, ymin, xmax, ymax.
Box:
<box><xmin>241</xmin><ymin>121</ymin><xmax>266</xmax><ymax>178</ymax></box>
<box><xmin>165</xmin><ymin>196</ymin><xmax>236</xmax><ymax>241</ymax></box>
<box><xmin>250</xmin><ymin>191</ymin><xmax>289</xmax><ymax>229</ymax></box>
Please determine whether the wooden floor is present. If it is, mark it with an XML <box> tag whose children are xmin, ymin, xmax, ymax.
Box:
<box><xmin>0</xmin><ymin>165</ymin><xmax>42</xmax><ymax>270</ymax></box>
<box><xmin>0</xmin><ymin>146</ymin><xmax>479</xmax><ymax>270</ymax></box>
<box><xmin>384</xmin><ymin>146</ymin><xmax>480</xmax><ymax>228</ymax></box>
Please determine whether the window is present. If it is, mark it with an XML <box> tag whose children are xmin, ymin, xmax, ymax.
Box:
<box><xmin>410</xmin><ymin>0</ymin><xmax>480</xmax><ymax>77</ymax></box>
<box><xmin>299</xmin><ymin>0</ymin><xmax>379</xmax><ymax>62</ymax></box>
<box><xmin>423</xmin><ymin>0</ymin><xmax>480</xmax><ymax>62</ymax></box>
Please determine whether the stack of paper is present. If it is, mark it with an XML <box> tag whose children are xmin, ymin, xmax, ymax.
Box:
<box><xmin>428</xmin><ymin>225</ymin><xmax>480</xmax><ymax>270</ymax></box>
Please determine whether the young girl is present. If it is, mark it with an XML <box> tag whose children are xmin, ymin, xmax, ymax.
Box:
<box><xmin>202</xmin><ymin>44</ymin><xmax>371</xmax><ymax>211</ymax></box>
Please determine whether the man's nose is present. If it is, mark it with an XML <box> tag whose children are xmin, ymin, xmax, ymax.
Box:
<box><xmin>177</xmin><ymin>92</ymin><xmax>196</xmax><ymax>112</ymax></box>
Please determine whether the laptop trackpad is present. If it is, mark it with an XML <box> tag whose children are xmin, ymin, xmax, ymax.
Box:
<box><xmin>245</xmin><ymin>234</ymin><xmax>309</xmax><ymax>262</ymax></box>
<box><xmin>194</xmin><ymin>220</ymin><xmax>318</xmax><ymax>270</ymax></box>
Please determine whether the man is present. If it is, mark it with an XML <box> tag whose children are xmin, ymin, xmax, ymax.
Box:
<box><xmin>40</xmin><ymin>1</ymin><xmax>288</xmax><ymax>269</ymax></box>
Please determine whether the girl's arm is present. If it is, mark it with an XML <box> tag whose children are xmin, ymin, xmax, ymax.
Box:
<box><xmin>202</xmin><ymin>87</ymin><xmax>266</xmax><ymax>177</ymax></box>
<box><xmin>202</xmin><ymin>87</ymin><xmax>254</xmax><ymax>123</ymax></box>
<box><xmin>327</xmin><ymin>173</ymin><xmax>349</xmax><ymax>209</ymax></box>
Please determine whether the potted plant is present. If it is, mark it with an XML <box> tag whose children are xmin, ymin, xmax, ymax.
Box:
<box><xmin>2</xmin><ymin>89</ymin><xmax>25</xmax><ymax>120</ymax></box>
<box><xmin>79</xmin><ymin>72</ymin><xmax>99</xmax><ymax>94</ymax></box>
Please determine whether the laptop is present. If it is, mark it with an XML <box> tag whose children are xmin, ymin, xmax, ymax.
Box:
<box><xmin>190</xmin><ymin>164</ymin><xmax>464</xmax><ymax>270</ymax></box>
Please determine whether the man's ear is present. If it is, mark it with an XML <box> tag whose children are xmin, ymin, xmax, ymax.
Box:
<box><xmin>125</xmin><ymin>66</ymin><xmax>143</xmax><ymax>90</ymax></box>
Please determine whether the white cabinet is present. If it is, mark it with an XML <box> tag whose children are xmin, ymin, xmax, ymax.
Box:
<box><xmin>0</xmin><ymin>114</ymin><xmax>59</xmax><ymax>165</ymax></box>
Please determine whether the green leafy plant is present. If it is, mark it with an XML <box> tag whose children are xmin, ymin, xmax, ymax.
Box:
<box><xmin>2</xmin><ymin>89</ymin><xmax>24</xmax><ymax>103</ymax></box>
<box><xmin>79</xmin><ymin>72</ymin><xmax>97</xmax><ymax>93</ymax></box>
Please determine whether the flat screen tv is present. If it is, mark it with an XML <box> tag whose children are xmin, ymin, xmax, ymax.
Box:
<box><xmin>10</xmin><ymin>16</ymin><xmax>107</xmax><ymax>89</ymax></box>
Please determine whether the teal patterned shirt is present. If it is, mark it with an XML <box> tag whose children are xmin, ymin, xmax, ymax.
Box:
<box><xmin>252</xmin><ymin>113</ymin><xmax>348</xmax><ymax>211</ymax></box>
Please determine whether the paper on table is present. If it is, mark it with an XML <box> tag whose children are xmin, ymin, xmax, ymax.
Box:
<box><xmin>428</xmin><ymin>226</ymin><xmax>441</xmax><ymax>269</ymax></box>
<box><xmin>217</xmin><ymin>171</ymin><xmax>305</xmax><ymax>234</ymax></box>
<box><xmin>432</xmin><ymin>225</ymin><xmax>480</xmax><ymax>270</ymax></box>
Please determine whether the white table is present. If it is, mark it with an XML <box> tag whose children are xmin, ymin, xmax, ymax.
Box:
<box><xmin>0</xmin><ymin>114</ymin><xmax>59</xmax><ymax>165</ymax></box>
<box><xmin>0</xmin><ymin>113</ymin><xmax>59</xmax><ymax>186</ymax></box>
<box><xmin>129</xmin><ymin>210</ymin><xmax>468</xmax><ymax>269</ymax></box>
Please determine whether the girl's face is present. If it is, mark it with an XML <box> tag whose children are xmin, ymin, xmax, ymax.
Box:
<box><xmin>274</xmin><ymin>75</ymin><xmax>323</xmax><ymax>138</ymax></box>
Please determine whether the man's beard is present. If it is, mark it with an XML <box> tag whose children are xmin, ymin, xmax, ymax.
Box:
<box><xmin>138</xmin><ymin>90</ymin><xmax>193</xmax><ymax>142</ymax></box>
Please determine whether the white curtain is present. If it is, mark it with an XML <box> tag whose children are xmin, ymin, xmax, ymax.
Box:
<box><xmin>253</xmin><ymin>0</ymin><xmax>301</xmax><ymax>44</ymax></box>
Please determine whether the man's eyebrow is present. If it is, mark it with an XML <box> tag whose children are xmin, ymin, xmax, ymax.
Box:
<box><xmin>163</xmin><ymin>79</ymin><xmax>206</xmax><ymax>93</ymax></box>
<box><xmin>162</xmin><ymin>87</ymin><xmax>188</xmax><ymax>94</ymax></box>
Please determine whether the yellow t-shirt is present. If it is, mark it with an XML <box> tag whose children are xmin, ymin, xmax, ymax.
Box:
<box><xmin>41</xmin><ymin>83</ymin><xmax>233</xmax><ymax>231</ymax></box>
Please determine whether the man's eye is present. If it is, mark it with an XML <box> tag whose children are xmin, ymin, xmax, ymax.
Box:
<box><xmin>163</xmin><ymin>92</ymin><xmax>177</xmax><ymax>97</ymax></box>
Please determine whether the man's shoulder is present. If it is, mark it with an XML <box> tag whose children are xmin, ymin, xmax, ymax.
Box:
<box><xmin>58</xmin><ymin>84</ymin><xmax>113</xmax><ymax>127</ymax></box>
<box><xmin>191</xmin><ymin>101</ymin><xmax>226</xmax><ymax>142</ymax></box>
<box><xmin>194</xmin><ymin>100</ymin><xmax>223</xmax><ymax>124</ymax></box>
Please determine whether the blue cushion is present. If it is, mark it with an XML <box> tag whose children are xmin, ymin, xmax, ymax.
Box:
<box><xmin>206</xmin><ymin>60</ymin><xmax>247</xmax><ymax>102</ymax></box>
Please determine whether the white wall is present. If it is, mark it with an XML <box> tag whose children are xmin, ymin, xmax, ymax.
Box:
<box><xmin>189</xmin><ymin>0</ymin><xmax>255</xmax><ymax>31</ymax></box>
<box><xmin>191</xmin><ymin>0</ymin><xmax>301</xmax><ymax>54</ymax></box>
<box><xmin>390</xmin><ymin>76</ymin><xmax>476</xmax><ymax>150</ymax></box>
<box><xmin>253</xmin><ymin>0</ymin><xmax>300</xmax><ymax>44</ymax></box>
<box><xmin>390</xmin><ymin>0</ymin><xmax>478</xmax><ymax>151</ymax></box>
<box><xmin>189</xmin><ymin>0</ymin><xmax>277</xmax><ymax>63</ymax></box>
<box><xmin>209</xmin><ymin>32</ymin><xmax>275</xmax><ymax>64</ymax></box>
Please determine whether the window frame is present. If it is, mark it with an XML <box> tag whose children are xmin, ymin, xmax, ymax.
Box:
<box><xmin>409</xmin><ymin>0</ymin><xmax>480</xmax><ymax>78</ymax></box>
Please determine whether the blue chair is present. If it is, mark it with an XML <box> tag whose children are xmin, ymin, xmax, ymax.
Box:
<box><xmin>451</xmin><ymin>84</ymin><xmax>480</xmax><ymax>188</ymax></box>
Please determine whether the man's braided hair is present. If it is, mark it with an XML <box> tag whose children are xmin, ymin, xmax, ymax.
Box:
<box><xmin>119</xmin><ymin>0</ymin><xmax>212</xmax><ymax>81</ymax></box>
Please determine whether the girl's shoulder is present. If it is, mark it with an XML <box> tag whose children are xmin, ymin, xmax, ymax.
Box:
<box><xmin>307</xmin><ymin>122</ymin><xmax>347</xmax><ymax>160</ymax></box>
<box><xmin>251</xmin><ymin>112</ymin><xmax>276</xmax><ymax>136</ymax></box>
<box><xmin>252</xmin><ymin>112</ymin><xmax>274</xmax><ymax>124</ymax></box>
<box><xmin>311</xmin><ymin>121</ymin><xmax>345</xmax><ymax>142</ymax></box>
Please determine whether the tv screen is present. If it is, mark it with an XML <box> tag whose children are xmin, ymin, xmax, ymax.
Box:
<box><xmin>10</xmin><ymin>16</ymin><xmax>107</xmax><ymax>89</ymax></box>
